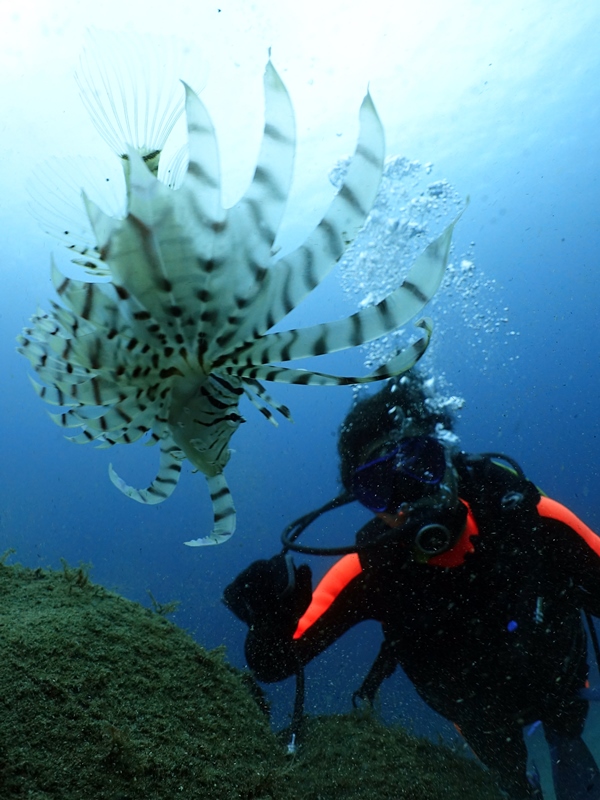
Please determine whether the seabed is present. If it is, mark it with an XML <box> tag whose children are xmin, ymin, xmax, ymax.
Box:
<box><xmin>0</xmin><ymin>560</ymin><xmax>502</xmax><ymax>799</ymax></box>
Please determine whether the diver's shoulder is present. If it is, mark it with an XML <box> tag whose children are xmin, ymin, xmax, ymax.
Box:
<box><xmin>454</xmin><ymin>450</ymin><xmax>541</xmax><ymax>519</ymax></box>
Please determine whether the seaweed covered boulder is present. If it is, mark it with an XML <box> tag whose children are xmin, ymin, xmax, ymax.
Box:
<box><xmin>0</xmin><ymin>560</ymin><xmax>503</xmax><ymax>799</ymax></box>
<box><xmin>0</xmin><ymin>560</ymin><xmax>285</xmax><ymax>799</ymax></box>
<box><xmin>284</xmin><ymin>714</ymin><xmax>504</xmax><ymax>800</ymax></box>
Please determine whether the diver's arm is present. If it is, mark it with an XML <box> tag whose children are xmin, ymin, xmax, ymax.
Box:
<box><xmin>539</xmin><ymin>499</ymin><xmax>600</xmax><ymax>617</ymax></box>
<box><xmin>224</xmin><ymin>552</ymin><xmax>376</xmax><ymax>683</ymax></box>
<box><xmin>249</xmin><ymin>574</ymin><xmax>375</xmax><ymax>682</ymax></box>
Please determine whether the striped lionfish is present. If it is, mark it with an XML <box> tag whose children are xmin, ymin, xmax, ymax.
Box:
<box><xmin>18</xmin><ymin>34</ymin><xmax>461</xmax><ymax>546</ymax></box>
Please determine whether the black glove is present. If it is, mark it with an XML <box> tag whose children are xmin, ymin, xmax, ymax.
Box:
<box><xmin>223</xmin><ymin>553</ymin><xmax>312</xmax><ymax>635</ymax></box>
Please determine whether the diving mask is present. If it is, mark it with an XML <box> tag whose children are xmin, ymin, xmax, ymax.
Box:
<box><xmin>352</xmin><ymin>435</ymin><xmax>448</xmax><ymax>514</ymax></box>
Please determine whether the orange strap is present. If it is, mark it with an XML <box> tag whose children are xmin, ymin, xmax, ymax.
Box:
<box><xmin>537</xmin><ymin>496</ymin><xmax>600</xmax><ymax>557</ymax></box>
<box><xmin>293</xmin><ymin>553</ymin><xmax>362</xmax><ymax>640</ymax></box>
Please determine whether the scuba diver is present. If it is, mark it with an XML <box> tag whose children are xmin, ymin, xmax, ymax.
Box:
<box><xmin>223</xmin><ymin>370</ymin><xmax>600</xmax><ymax>800</ymax></box>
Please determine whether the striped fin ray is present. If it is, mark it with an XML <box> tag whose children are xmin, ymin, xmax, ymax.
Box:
<box><xmin>202</xmin><ymin>62</ymin><xmax>296</xmax><ymax>353</ymax></box>
<box><xmin>71</xmin><ymin>255</ymin><xmax>109</xmax><ymax>278</ymax></box>
<box><xmin>51</xmin><ymin>407</ymin><xmax>154</xmax><ymax>445</ymax></box>
<box><xmin>53</xmin><ymin>390</ymin><xmax>158</xmax><ymax>434</ymax></box>
<box><xmin>97</xmin><ymin>423</ymin><xmax>166</xmax><ymax>449</ymax></box>
<box><xmin>44</xmin><ymin>300</ymin><xmax>94</xmax><ymax>338</ymax></box>
<box><xmin>51</xmin><ymin>259</ymin><xmax>186</xmax><ymax>352</ymax></box>
<box><xmin>109</xmin><ymin>438</ymin><xmax>183</xmax><ymax>504</ymax></box>
<box><xmin>89</xmin><ymin>148</ymin><xmax>217</xmax><ymax>352</ymax></box>
<box><xmin>48</xmin><ymin>406</ymin><xmax>113</xmax><ymax>430</ymax></box>
<box><xmin>20</xmin><ymin>304</ymin><xmax>93</xmax><ymax>341</ymax></box>
<box><xmin>95</xmin><ymin>424</ymin><xmax>160</xmax><ymax>448</ymax></box>
<box><xmin>18</xmin><ymin>326</ymin><xmax>124</xmax><ymax>408</ymax></box>
<box><xmin>27</xmin><ymin>377</ymin><xmax>82</xmax><ymax>408</ymax></box>
<box><xmin>20</xmin><ymin>303</ymin><xmax>175</xmax><ymax>412</ymax></box>
<box><xmin>51</xmin><ymin>261</ymin><xmax>124</xmax><ymax>333</ymax></box>
<box><xmin>42</xmin><ymin>332</ymin><xmax>143</xmax><ymax>391</ymax></box>
<box><xmin>230</xmin><ymin>90</ymin><xmax>385</xmax><ymax>345</ymax></box>
<box><xmin>29</xmin><ymin>360</ymin><xmax>120</xmax><ymax>404</ymax></box>
<box><xmin>170</xmin><ymin>85</ymin><xmax>243</xmax><ymax>339</ymax></box>
<box><xmin>51</xmin><ymin>262</ymin><xmax>134</xmax><ymax>340</ymax></box>
<box><xmin>224</xmin><ymin>318</ymin><xmax>432</xmax><ymax>386</ymax></box>
<box><xmin>241</xmin><ymin>377</ymin><xmax>293</xmax><ymax>425</ymax></box>
<box><xmin>178</xmin><ymin>81</ymin><xmax>224</xmax><ymax>228</ymax></box>
<box><xmin>17</xmin><ymin>338</ymin><xmax>92</xmax><ymax>386</ymax></box>
<box><xmin>219</xmin><ymin>216</ymin><xmax>457</xmax><ymax>369</ymax></box>
<box><xmin>233</xmin><ymin>61</ymin><xmax>295</xmax><ymax>257</ymax></box>
<box><xmin>184</xmin><ymin>472</ymin><xmax>236</xmax><ymax>546</ymax></box>
<box><xmin>65</xmin><ymin>418</ymin><xmax>162</xmax><ymax>447</ymax></box>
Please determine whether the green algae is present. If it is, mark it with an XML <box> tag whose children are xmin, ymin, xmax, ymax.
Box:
<box><xmin>0</xmin><ymin>561</ymin><xmax>284</xmax><ymax>799</ymax></box>
<box><xmin>0</xmin><ymin>561</ymin><xmax>502</xmax><ymax>799</ymax></box>
<box><xmin>284</xmin><ymin>714</ymin><xmax>503</xmax><ymax>800</ymax></box>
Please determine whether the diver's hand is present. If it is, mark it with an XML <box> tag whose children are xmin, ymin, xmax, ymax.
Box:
<box><xmin>223</xmin><ymin>553</ymin><xmax>312</xmax><ymax>634</ymax></box>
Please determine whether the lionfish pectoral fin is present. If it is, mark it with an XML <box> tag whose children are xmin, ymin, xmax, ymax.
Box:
<box><xmin>180</xmin><ymin>81</ymin><xmax>223</xmax><ymax>221</ymax></box>
<box><xmin>184</xmin><ymin>472</ymin><xmax>236</xmax><ymax>546</ymax></box>
<box><xmin>242</xmin><ymin>377</ymin><xmax>293</xmax><ymax>425</ymax></box>
<box><xmin>366</xmin><ymin>318</ymin><xmax>433</xmax><ymax>378</ymax></box>
<box><xmin>108</xmin><ymin>441</ymin><xmax>182</xmax><ymax>504</ymax></box>
<box><xmin>27</xmin><ymin>376</ymin><xmax>81</xmax><ymax>407</ymax></box>
<box><xmin>405</xmin><ymin>205</ymin><xmax>466</xmax><ymax>300</ymax></box>
<box><xmin>221</xmin><ymin>215</ymin><xmax>460</xmax><ymax>370</ymax></box>
<box><xmin>82</xmin><ymin>191</ymin><xmax>121</xmax><ymax>254</ymax></box>
<box><xmin>253</xmin><ymin>88</ymin><xmax>385</xmax><ymax>333</ymax></box>
<box><xmin>225</xmin><ymin>318</ymin><xmax>432</xmax><ymax>387</ymax></box>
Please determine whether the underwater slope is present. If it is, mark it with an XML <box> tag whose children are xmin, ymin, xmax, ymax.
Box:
<box><xmin>0</xmin><ymin>560</ymin><xmax>501</xmax><ymax>799</ymax></box>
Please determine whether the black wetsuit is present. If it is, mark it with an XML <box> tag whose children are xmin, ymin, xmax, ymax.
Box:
<box><xmin>226</xmin><ymin>454</ymin><xmax>600</xmax><ymax>798</ymax></box>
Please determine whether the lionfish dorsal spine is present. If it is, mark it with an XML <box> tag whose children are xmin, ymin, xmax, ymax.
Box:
<box><xmin>180</xmin><ymin>81</ymin><xmax>224</xmax><ymax>228</ymax></box>
<box><xmin>204</xmin><ymin>62</ymin><xmax>297</xmax><ymax>355</ymax></box>
<box><xmin>219</xmin><ymin>215</ymin><xmax>458</xmax><ymax>369</ymax></box>
<box><xmin>251</xmin><ymin>90</ymin><xmax>385</xmax><ymax>336</ymax></box>
<box><xmin>233</xmin><ymin>60</ymin><xmax>296</xmax><ymax>255</ymax></box>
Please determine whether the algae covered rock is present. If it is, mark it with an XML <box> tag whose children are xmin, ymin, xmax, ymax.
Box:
<box><xmin>284</xmin><ymin>714</ymin><xmax>503</xmax><ymax>800</ymax></box>
<box><xmin>0</xmin><ymin>560</ymin><xmax>502</xmax><ymax>799</ymax></box>
<box><xmin>0</xmin><ymin>560</ymin><xmax>284</xmax><ymax>799</ymax></box>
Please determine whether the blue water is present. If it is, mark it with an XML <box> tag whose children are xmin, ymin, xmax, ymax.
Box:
<box><xmin>1</xmin><ymin>3</ymin><xmax>599</xmax><ymax>797</ymax></box>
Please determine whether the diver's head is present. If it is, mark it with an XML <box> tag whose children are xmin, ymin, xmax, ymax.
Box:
<box><xmin>338</xmin><ymin>370</ymin><xmax>462</xmax><ymax>553</ymax></box>
<box><xmin>338</xmin><ymin>369</ymin><xmax>458</xmax><ymax>494</ymax></box>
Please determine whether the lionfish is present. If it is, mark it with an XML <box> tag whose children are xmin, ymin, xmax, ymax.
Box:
<box><xmin>18</xmin><ymin>33</ymin><xmax>461</xmax><ymax>546</ymax></box>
